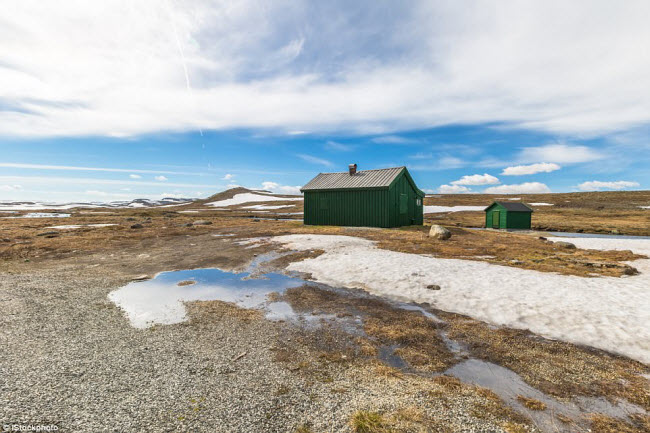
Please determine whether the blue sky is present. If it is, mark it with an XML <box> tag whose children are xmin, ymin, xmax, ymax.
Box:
<box><xmin>0</xmin><ymin>1</ymin><xmax>648</xmax><ymax>201</ymax></box>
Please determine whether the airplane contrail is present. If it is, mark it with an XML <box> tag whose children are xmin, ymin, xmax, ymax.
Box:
<box><xmin>165</xmin><ymin>0</ymin><xmax>203</xmax><ymax>137</ymax></box>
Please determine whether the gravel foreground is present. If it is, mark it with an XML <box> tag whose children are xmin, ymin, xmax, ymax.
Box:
<box><xmin>0</xmin><ymin>265</ymin><xmax>528</xmax><ymax>433</ymax></box>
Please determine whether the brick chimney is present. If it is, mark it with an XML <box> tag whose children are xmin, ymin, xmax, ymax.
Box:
<box><xmin>348</xmin><ymin>163</ymin><xmax>357</xmax><ymax>175</ymax></box>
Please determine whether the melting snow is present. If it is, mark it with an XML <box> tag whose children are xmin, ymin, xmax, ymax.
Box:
<box><xmin>242</xmin><ymin>204</ymin><xmax>293</xmax><ymax>210</ymax></box>
<box><xmin>46</xmin><ymin>224</ymin><xmax>118</xmax><ymax>230</ymax></box>
<box><xmin>273</xmin><ymin>234</ymin><xmax>650</xmax><ymax>363</ymax></box>
<box><xmin>529</xmin><ymin>203</ymin><xmax>553</xmax><ymax>206</ymax></box>
<box><xmin>424</xmin><ymin>205</ymin><xmax>485</xmax><ymax>213</ymax></box>
<box><xmin>205</xmin><ymin>193</ymin><xmax>302</xmax><ymax>207</ymax></box>
<box><xmin>2</xmin><ymin>213</ymin><xmax>71</xmax><ymax>218</ymax></box>
<box><xmin>639</xmin><ymin>206</ymin><xmax>650</xmax><ymax>209</ymax></box>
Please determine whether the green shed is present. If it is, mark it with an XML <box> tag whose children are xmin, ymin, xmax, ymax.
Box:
<box><xmin>301</xmin><ymin>165</ymin><xmax>425</xmax><ymax>228</ymax></box>
<box><xmin>484</xmin><ymin>202</ymin><xmax>533</xmax><ymax>229</ymax></box>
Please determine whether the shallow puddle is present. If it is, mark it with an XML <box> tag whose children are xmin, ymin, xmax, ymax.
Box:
<box><xmin>109</xmin><ymin>268</ymin><xmax>307</xmax><ymax>328</ymax></box>
<box><xmin>446</xmin><ymin>359</ymin><xmax>645</xmax><ymax>432</ymax></box>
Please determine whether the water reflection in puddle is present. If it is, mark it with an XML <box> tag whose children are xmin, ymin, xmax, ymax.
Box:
<box><xmin>109</xmin><ymin>268</ymin><xmax>307</xmax><ymax>329</ymax></box>
<box><xmin>446</xmin><ymin>359</ymin><xmax>645</xmax><ymax>432</ymax></box>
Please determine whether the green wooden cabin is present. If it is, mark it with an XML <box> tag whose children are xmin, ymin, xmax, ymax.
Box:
<box><xmin>301</xmin><ymin>165</ymin><xmax>425</xmax><ymax>228</ymax></box>
<box><xmin>484</xmin><ymin>202</ymin><xmax>533</xmax><ymax>229</ymax></box>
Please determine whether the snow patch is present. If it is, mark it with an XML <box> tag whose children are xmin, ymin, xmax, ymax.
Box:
<box><xmin>46</xmin><ymin>224</ymin><xmax>118</xmax><ymax>229</ymax></box>
<box><xmin>529</xmin><ymin>202</ymin><xmax>553</xmax><ymax>206</ymax></box>
<box><xmin>2</xmin><ymin>213</ymin><xmax>71</xmax><ymax>218</ymax></box>
<box><xmin>273</xmin><ymin>234</ymin><xmax>650</xmax><ymax>363</ymax></box>
<box><xmin>242</xmin><ymin>204</ymin><xmax>293</xmax><ymax>210</ymax></box>
<box><xmin>205</xmin><ymin>193</ymin><xmax>302</xmax><ymax>207</ymax></box>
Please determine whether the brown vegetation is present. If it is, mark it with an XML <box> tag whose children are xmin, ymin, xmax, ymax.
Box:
<box><xmin>424</xmin><ymin>190</ymin><xmax>650</xmax><ymax>236</ymax></box>
<box><xmin>441</xmin><ymin>311</ymin><xmax>650</xmax><ymax>410</ymax></box>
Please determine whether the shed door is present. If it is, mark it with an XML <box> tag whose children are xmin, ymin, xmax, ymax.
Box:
<box><xmin>399</xmin><ymin>194</ymin><xmax>407</xmax><ymax>214</ymax></box>
<box><xmin>491</xmin><ymin>211</ymin><xmax>500</xmax><ymax>228</ymax></box>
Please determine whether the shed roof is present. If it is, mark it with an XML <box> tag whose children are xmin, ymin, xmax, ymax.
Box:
<box><xmin>485</xmin><ymin>201</ymin><xmax>534</xmax><ymax>212</ymax></box>
<box><xmin>301</xmin><ymin>167</ymin><xmax>406</xmax><ymax>191</ymax></box>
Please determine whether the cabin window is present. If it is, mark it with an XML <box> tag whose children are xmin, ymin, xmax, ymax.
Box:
<box><xmin>416</xmin><ymin>198</ymin><xmax>421</xmax><ymax>206</ymax></box>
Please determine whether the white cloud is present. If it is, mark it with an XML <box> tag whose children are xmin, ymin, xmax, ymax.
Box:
<box><xmin>222</xmin><ymin>173</ymin><xmax>234</xmax><ymax>180</ymax></box>
<box><xmin>0</xmin><ymin>163</ymin><xmax>205</xmax><ymax>176</ymax></box>
<box><xmin>484</xmin><ymin>182</ymin><xmax>551</xmax><ymax>194</ymax></box>
<box><xmin>0</xmin><ymin>175</ymin><xmax>216</xmax><ymax>189</ymax></box>
<box><xmin>502</xmin><ymin>162</ymin><xmax>561</xmax><ymax>176</ymax></box>
<box><xmin>261</xmin><ymin>181</ymin><xmax>302</xmax><ymax>195</ymax></box>
<box><xmin>155</xmin><ymin>175</ymin><xmax>168</xmax><ymax>181</ymax></box>
<box><xmin>577</xmin><ymin>180</ymin><xmax>640</xmax><ymax>191</ymax></box>
<box><xmin>408</xmin><ymin>152</ymin><xmax>433</xmax><ymax>160</ymax></box>
<box><xmin>0</xmin><ymin>2</ymin><xmax>649</xmax><ymax>138</ymax></box>
<box><xmin>451</xmin><ymin>173</ymin><xmax>499</xmax><ymax>186</ymax></box>
<box><xmin>324</xmin><ymin>141</ymin><xmax>353</xmax><ymax>152</ymax></box>
<box><xmin>0</xmin><ymin>184</ymin><xmax>22</xmax><ymax>191</ymax></box>
<box><xmin>129</xmin><ymin>174</ymin><xmax>142</xmax><ymax>179</ymax></box>
<box><xmin>438</xmin><ymin>184</ymin><xmax>471</xmax><ymax>194</ymax></box>
<box><xmin>372</xmin><ymin>135</ymin><xmax>418</xmax><ymax>145</ymax></box>
<box><xmin>518</xmin><ymin>144</ymin><xmax>603</xmax><ymax>164</ymax></box>
<box><xmin>296</xmin><ymin>154</ymin><xmax>333</xmax><ymax>167</ymax></box>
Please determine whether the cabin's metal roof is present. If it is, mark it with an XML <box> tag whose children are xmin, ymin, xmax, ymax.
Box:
<box><xmin>301</xmin><ymin>167</ymin><xmax>405</xmax><ymax>191</ymax></box>
<box><xmin>486</xmin><ymin>201</ymin><xmax>534</xmax><ymax>212</ymax></box>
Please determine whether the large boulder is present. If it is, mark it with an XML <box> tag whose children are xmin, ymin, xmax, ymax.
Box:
<box><xmin>428</xmin><ymin>224</ymin><xmax>451</xmax><ymax>240</ymax></box>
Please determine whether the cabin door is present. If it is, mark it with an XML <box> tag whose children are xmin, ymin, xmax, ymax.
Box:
<box><xmin>491</xmin><ymin>211</ymin><xmax>500</xmax><ymax>228</ymax></box>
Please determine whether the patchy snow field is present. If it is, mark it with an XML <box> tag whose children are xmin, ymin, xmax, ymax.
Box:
<box><xmin>242</xmin><ymin>204</ymin><xmax>293</xmax><ymax>210</ymax></box>
<box><xmin>46</xmin><ymin>224</ymin><xmax>118</xmax><ymax>230</ymax></box>
<box><xmin>529</xmin><ymin>203</ymin><xmax>553</xmax><ymax>206</ymax></box>
<box><xmin>205</xmin><ymin>193</ymin><xmax>302</xmax><ymax>207</ymax></box>
<box><xmin>2</xmin><ymin>213</ymin><xmax>71</xmax><ymax>218</ymax></box>
<box><xmin>273</xmin><ymin>234</ymin><xmax>650</xmax><ymax>363</ymax></box>
<box><xmin>424</xmin><ymin>205</ymin><xmax>485</xmax><ymax>214</ymax></box>
<box><xmin>640</xmin><ymin>206</ymin><xmax>650</xmax><ymax>209</ymax></box>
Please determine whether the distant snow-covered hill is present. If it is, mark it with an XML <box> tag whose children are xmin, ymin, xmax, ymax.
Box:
<box><xmin>0</xmin><ymin>197</ymin><xmax>193</xmax><ymax>211</ymax></box>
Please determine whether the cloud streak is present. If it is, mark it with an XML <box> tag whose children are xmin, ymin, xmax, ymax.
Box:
<box><xmin>296</xmin><ymin>154</ymin><xmax>333</xmax><ymax>167</ymax></box>
<box><xmin>0</xmin><ymin>162</ymin><xmax>207</xmax><ymax>176</ymax></box>
<box><xmin>577</xmin><ymin>180</ymin><xmax>640</xmax><ymax>191</ymax></box>
<box><xmin>484</xmin><ymin>182</ymin><xmax>551</xmax><ymax>194</ymax></box>
<box><xmin>502</xmin><ymin>162</ymin><xmax>561</xmax><ymax>176</ymax></box>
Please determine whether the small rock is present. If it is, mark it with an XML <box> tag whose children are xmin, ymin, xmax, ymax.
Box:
<box><xmin>510</xmin><ymin>259</ymin><xmax>523</xmax><ymax>265</ymax></box>
<box><xmin>426</xmin><ymin>284</ymin><xmax>441</xmax><ymax>290</ymax></box>
<box><xmin>192</xmin><ymin>220</ymin><xmax>212</xmax><ymax>226</ymax></box>
<box><xmin>132</xmin><ymin>274</ymin><xmax>150</xmax><ymax>281</ymax></box>
<box><xmin>182</xmin><ymin>223</ymin><xmax>194</xmax><ymax>227</ymax></box>
<box><xmin>623</xmin><ymin>266</ymin><xmax>638</xmax><ymax>276</ymax></box>
<box><xmin>37</xmin><ymin>231</ymin><xmax>59</xmax><ymax>237</ymax></box>
<box><xmin>554</xmin><ymin>241</ymin><xmax>576</xmax><ymax>249</ymax></box>
<box><xmin>538</xmin><ymin>236</ymin><xmax>547</xmax><ymax>241</ymax></box>
<box><xmin>177</xmin><ymin>280</ymin><xmax>196</xmax><ymax>286</ymax></box>
<box><xmin>130</xmin><ymin>223</ymin><xmax>144</xmax><ymax>229</ymax></box>
<box><xmin>1</xmin><ymin>238</ymin><xmax>10</xmax><ymax>242</ymax></box>
<box><xmin>126</xmin><ymin>217</ymin><xmax>137</xmax><ymax>221</ymax></box>
<box><xmin>428</xmin><ymin>224</ymin><xmax>451</xmax><ymax>240</ymax></box>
